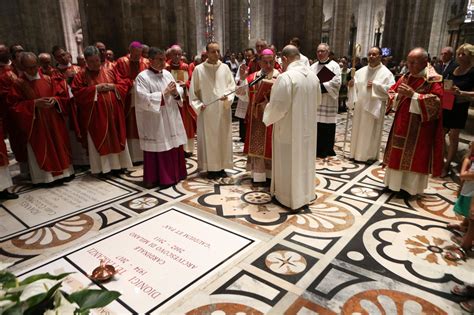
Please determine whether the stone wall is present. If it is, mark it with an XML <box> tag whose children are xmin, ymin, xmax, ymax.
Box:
<box><xmin>271</xmin><ymin>0</ymin><xmax>323</xmax><ymax>57</ymax></box>
<box><xmin>0</xmin><ymin>0</ymin><xmax>65</xmax><ymax>54</ymax></box>
<box><xmin>79</xmin><ymin>0</ymin><xmax>199</xmax><ymax>57</ymax></box>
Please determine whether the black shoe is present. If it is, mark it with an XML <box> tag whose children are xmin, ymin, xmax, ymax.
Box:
<box><xmin>184</xmin><ymin>152</ymin><xmax>193</xmax><ymax>158</ymax></box>
<box><xmin>206</xmin><ymin>171</ymin><xmax>220</xmax><ymax>179</ymax></box>
<box><xmin>381</xmin><ymin>186</ymin><xmax>393</xmax><ymax>194</ymax></box>
<box><xmin>396</xmin><ymin>189</ymin><xmax>413</xmax><ymax>200</ymax></box>
<box><xmin>62</xmin><ymin>174</ymin><xmax>75</xmax><ymax>183</ymax></box>
<box><xmin>219</xmin><ymin>170</ymin><xmax>228</xmax><ymax>178</ymax></box>
<box><xmin>0</xmin><ymin>189</ymin><xmax>18</xmax><ymax>200</ymax></box>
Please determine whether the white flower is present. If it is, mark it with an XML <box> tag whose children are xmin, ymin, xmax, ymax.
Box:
<box><xmin>20</xmin><ymin>279</ymin><xmax>59</xmax><ymax>302</ymax></box>
<box><xmin>43</xmin><ymin>292</ymin><xmax>79</xmax><ymax>315</ymax></box>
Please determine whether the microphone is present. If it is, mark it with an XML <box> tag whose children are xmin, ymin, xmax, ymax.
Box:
<box><xmin>248</xmin><ymin>72</ymin><xmax>267</xmax><ymax>87</ymax></box>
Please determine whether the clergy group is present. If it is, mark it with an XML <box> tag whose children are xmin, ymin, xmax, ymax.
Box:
<box><xmin>0</xmin><ymin>37</ymin><xmax>455</xmax><ymax>211</ymax></box>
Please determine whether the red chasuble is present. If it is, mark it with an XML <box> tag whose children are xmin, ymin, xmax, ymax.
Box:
<box><xmin>8</xmin><ymin>73</ymin><xmax>72</xmax><ymax>175</ymax></box>
<box><xmin>0</xmin><ymin>65</ymin><xmax>27</xmax><ymax>163</ymax></box>
<box><xmin>51</xmin><ymin>64</ymin><xmax>83</xmax><ymax>141</ymax></box>
<box><xmin>71</xmin><ymin>67</ymin><xmax>128</xmax><ymax>156</ymax></box>
<box><xmin>165</xmin><ymin>62</ymin><xmax>197</xmax><ymax>139</ymax></box>
<box><xmin>243</xmin><ymin>71</ymin><xmax>278</xmax><ymax>159</ymax></box>
<box><xmin>115</xmin><ymin>56</ymin><xmax>148</xmax><ymax>140</ymax></box>
<box><xmin>383</xmin><ymin>70</ymin><xmax>444</xmax><ymax>177</ymax></box>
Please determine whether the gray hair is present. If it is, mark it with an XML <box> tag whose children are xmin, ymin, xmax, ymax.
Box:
<box><xmin>38</xmin><ymin>52</ymin><xmax>51</xmax><ymax>60</ymax></box>
<box><xmin>317</xmin><ymin>43</ymin><xmax>330</xmax><ymax>51</ymax></box>
<box><xmin>443</xmin><ymin>46</ymin><xmax>454</xmax><ymax>54</ymax></box>
<box><xmin>282</xmin><ymin>45</ymin><xmax>300</xmax><ymax>58</ymax></box>
<box><xmin>149</xmin><ymin>47</ymin><xmax>165</xmax><ymax>59</ymax></box>
<box><xmin>20</xmin><ymin>51</ymin><xmax>37</xmax><ymax>65</ymax></box>
<box><xmin>84</xmin><ymin>45</ymin><xmax>100</xmax><ymax>58</ymax></box>
<box><xmin>410</xmin><ymin>47</ymin><xmax>429</xmax><ymax>60</ymax></box>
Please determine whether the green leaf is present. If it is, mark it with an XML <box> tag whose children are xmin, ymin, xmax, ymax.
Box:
<box><xmin>23</xmin><ymin>281</ymin><xmax>62</xmax><ymax>314</ymax></box>
<box><xmin>19</xmin><ymin>272</ymin><xmax>73</xmax><ymax>286</ymax></box>
<box><xmin>0</xmin><ymin>272</ymin><xmax>18</xmax><ymax>289</ymax></box>
<box><xmin>2</xmin><ymin>303</ymin><xmax>23</xmax><ymax>315</ymax></box>
<box><xmin>68</xmin><ymin>289</ymin><xmax>120</xmax><ymax>310</ymax></box>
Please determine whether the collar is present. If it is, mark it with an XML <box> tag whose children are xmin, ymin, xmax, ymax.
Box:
<box><xmin>58</xmin><ymin>63</ymin><xmax>72</xmax><ymax>70</ymax></box>
<box><xmin>24</xmin><ymin>71</ymin><xmax>41</xmax><ymax>81</ymax></box>
<box><xmin>318</xmin><ymin>59</ymin><xmax>330</xmax><ymax>65</ymax></box>
<box><xmin>149</xmin><ymin>66</ymin><xmax>162</xmax><ymax>74</ymax></box>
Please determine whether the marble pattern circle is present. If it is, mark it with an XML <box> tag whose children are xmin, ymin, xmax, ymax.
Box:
<box><xmin>265</xmin><ymin>250</ymin><xmax>307</xmax><ymax>275</ymax></box>
<box><xmin>241</xmin><ymin>191</ymin><xmax>272</xmax><ymax>205</ymax></box>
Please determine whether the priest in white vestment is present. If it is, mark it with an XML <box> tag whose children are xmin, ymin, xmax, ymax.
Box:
<box><xmin>134</xmin><ymin>47</ymin><xmax>187</xmax><ymax>188</ymax></box>
<box><xmin>263</xmin><ymin>45</ymin><xmax>321</xmax><ymax>210</ymax></box>
<box><xmin>310</xmin><ymin>43</ymin><xmax>341</xmax><ymax>158</ymax></box>
<box><xmin>347</xmin><ymin>47</ymin><xmax>395</xmax><ymax>162</ymax></box>
<box><xmin>189</xmin><ymin>42</ymin><xmax>236</xmax><ymax>179</ymax></box>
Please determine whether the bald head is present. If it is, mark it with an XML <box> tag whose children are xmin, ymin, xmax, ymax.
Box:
<box><xmin>282</xmin><ymin>45</ymin><xmax>300</xmax><ymax>58</ymax></box>
<box><xmin>281</xmin><ymin>45</ymin><xmax>300</xmax><ymax>70</ymax></box>
<box><xmin>407</xmin><ymin>47</ymin><xmax>428</xmax><ymax>75</ymax></box>
<box><xmin>20</xmin><ymin>52</ymin><xmax>39</xmax><ymax>76</ymax></box>
<box><xmin>409</xmin><ymin>47</ymin><xmax>429</xmax><ymax>60</ymax></box>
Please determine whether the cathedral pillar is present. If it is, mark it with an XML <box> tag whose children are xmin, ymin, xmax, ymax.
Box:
<box><xmin>330</xmin><ymin>0</ymin><xmax>352</xmax><ymax>57</ymax></box>
<box><xmin>382</xmin><ymin>0</ymin><xmax>435</xmax><ymax>60</ymax></box>
<box><xmin>271</xmin><ymin>0</ymin><xmax>322</xmax><ymax>57</ymax></box>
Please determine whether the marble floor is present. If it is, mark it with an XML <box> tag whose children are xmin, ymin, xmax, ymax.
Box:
<box><xmin>1</xmin><ymin>114</ymin><xmax>472</xmax><ymax>314</ymax></box>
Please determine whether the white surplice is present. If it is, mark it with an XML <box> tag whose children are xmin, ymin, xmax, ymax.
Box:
<box><xmin>310</xmin><ymin>60</ymin><xmax>341</xmax><ymax>124</ymax></box>
<box><xmin>263</xmin><ymin>60</ymin><xmax>321</xmax><ymax>209</ymax></box>
<box><xmin>134</xmin><ymin>69</ymin><xmax>186</xmax><ymax>152</ymax></box>
<box><xmin>189</xmin><ymin>61</ymin><xmax>236</xmax><ymax>172</ymax></box>
<box><xmin>347</xmin><ymin>64</ymin><xmax>394</xmax><ymax>161</ymax></box>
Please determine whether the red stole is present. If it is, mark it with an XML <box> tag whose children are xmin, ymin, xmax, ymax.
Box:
<box><xmin>115</xmin><ymin>56</ymin><xmax>149</xmax><ymax>139</ymax></box>
<box><xmin>384</xmin><ymin>73</ymin><xmax>444</xmax><ymax>176</ymax></box>
<box><xmin>71</xmin><ymin>67</ymin><xmax>128</xmax><ymax>155</ymax></box>
<box><xmin>165</xmin><ymin>62</ymin><xmax>197</xmax><ymax>139</ymax></box>
<box><xmin>243</xmin><ymin>71</ymin><xmax>277</xmax><ymax>159</ymax></box>
<box><xmin>8</xmin><ymin>74</ymin><xmax>72</xmax><ymax>175</ymax></box>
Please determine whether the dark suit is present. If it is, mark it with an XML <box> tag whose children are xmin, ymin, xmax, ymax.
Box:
<box><xmin>434</xmin><ymin>59</ymin><xmax>457</xmax><ymax>78</ymax></box>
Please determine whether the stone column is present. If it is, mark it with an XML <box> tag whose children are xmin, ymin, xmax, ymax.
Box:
<box><xmin>250</xmin><ymin>0</ymin><xmax>274</xmax><ymax>47</ymax></box>
<box><xmin>58</xmin><ymin>0</ymin><xmax>82</xmax><ymax>61</ymax></box>
<box><xmin>383</xmin><ymin>0</ymin><xmax>435</xmax><ymax>61</ymax></box>
<box><xmin>355</xmin><ymin>0</ymin><xmax>387</xmax><ymax>57</ymax></box>
<box><xmin>271</xmin><ymin>0</ymin><xmax>322</xmax><ymax>56</ymax></box>
<box><xmin>428</xmin><ymin>0</ymin><xmax>451</xmax><ymax>57</ymax></box>
<box><xmin>330</xmin><ymin>0</ymin><xmax>352</xmax><ymax>57</ymax></box>
<box><xmin>193</xmin><ymin>0</ymin><xmax>207</xmax><ymax>55</ymax></box>
<box><xmin>0</xmin><ymin>0</ymin><xmax>65</xmax><ymax>54</ymax></box>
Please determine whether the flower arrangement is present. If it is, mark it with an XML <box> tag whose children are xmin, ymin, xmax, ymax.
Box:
<box><xmin>0</xmin><ymin>262</ymin><xmax>120</xmax><ymax>315</ymax></box>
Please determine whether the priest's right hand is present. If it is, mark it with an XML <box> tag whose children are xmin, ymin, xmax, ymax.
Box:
<box><xmin>348</xmin><ymin>79</ymin><xmax>354</xmax><ymax>87</ymax></box>
<box><xmin>35</xmin><ymin>97</ymin><xmax>54</xmax><ymax>108</ymax></box>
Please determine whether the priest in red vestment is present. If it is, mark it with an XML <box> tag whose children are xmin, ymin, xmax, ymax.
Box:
<box><xmin>8</xmin><ymin>52</ymin><xmax>74</xmax><ymax>185</ymax></box>
<box><xmin>51</xmin><ymin>46</ymin><xmax>82</xmax><ymax>83</ymax></box>
<box><xmin>0</xmin><ymin>46</ymin><xmax>28</xmax><ymax>169</ymax></box>
<box><xmin>383</xmin><ymin>47</ymin><xmax>444</xmax><ymax>198</ymax></box>
<box><xmin>165</xmin><ymin>45</ymin><xmax>196</xmax><ymax>158</ymax></box>
<box><xmin>115</xmin><ymin>41</ymin><xmax>149</xmax><ymax>163</ymax></box>
<box><xmin>95</xmin><ymin>42</ymin><xmax>115</xmax><ymax>71</ymax></box>
<box><xmin>71</xmin><ymin>45</ymin><xmax>132</xmax><ymax>175</ymax></box>
<box><xmin>51</xmin><ymin>45</ymin><xmax>87</xmax><ymax>166</ymax></box>
<box><xmin>236</xmin><ymin>49</ymin><xmax>280</xmax><ymax>184</ymax></box>
<box><xmin>0</xmin><ymin>45</ymin><xmax>18</xmax><ymax>198</ymax></box>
